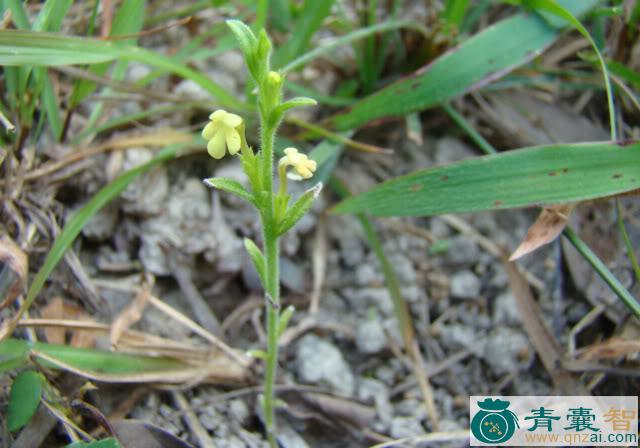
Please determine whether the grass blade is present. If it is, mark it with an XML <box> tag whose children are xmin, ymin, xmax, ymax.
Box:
<box><xmin>0</xmin><ymin>31</ymin><xmax>247</xmax><ymax>110</ymax></box>
<box><xmin>326</xmin><ymin>0</ymin><xmax>599</xmax><ymax>131</ymax></box>
<box><xmin>563</xmin><ymin>226</ymin><xmax>640</xmax><ymax>318</ymax></box>
<box><xmin>332</xmin><ymin>141</ymin><xmax>640</xmax><ymax>216</ymax></box>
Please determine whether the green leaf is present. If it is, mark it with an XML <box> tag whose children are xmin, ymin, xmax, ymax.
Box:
<box><xmin>277</xmin><ymin>305</ymin><xmax>295</xmax><ymax>338</ymax></box>
<box><xmin>277</xmin><ymin>183</ymin><xmax>322</xmax><ymax>236</ymax></box>
<box><xmin>0</xmin><ymin>30</ymin><xmax>247</xmax><ymax>110</ymax></box>
<box><xmin>0</xmin><ymin>339</ymin><xmax>195</xmax><ymax>377</ymax></box>
<box><xmin>225</xmin><ymin>19</ymin><xmax>258</xmax><ymax>57</ymax></box>
<box><xmin>204</xmin><ymin>177</ymin><xmax>255</xmax><ymax>204</ymax></box>
<box><xmin>33</xmin><ymin>0</ymin><xmax>73</xmax><ymax>32</ymax></box>
<box><xmin>8</xmin><ymin>370</ymin><xmax>43</xmax><ymax>431</ymax></box>
<box><xmin>67</xmin><ymin>438</ymin><xmax>121</xmax><ymax>448</ymax></box>
<box><xmin>332</xmin><ymin>141</ymin><xmax>640</xmax><ymax>217</ymax></box>
<box><xmin>272</xmin><ymin>97</ymin><xmax>317</xmax><ymax>118</ymax></box>
<box><xmin>326</xmin><ymin>0</ymin><xmax>599</xmax><ymax>131</ymax></box>
<box><xmin>244</xmin><ymin>238</ymin><xmax>267</xmax><ymax>289</ymax></box>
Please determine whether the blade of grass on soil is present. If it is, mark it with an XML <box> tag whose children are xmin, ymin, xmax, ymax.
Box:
<box><xmin>325</xmin><ymin>0</ymin><xmax>599</xmax><ymax>131</ymax></box>
<box><xmin>333</xmin><ymin>141</ymin><xmax>640</xmax><ymax>217</ymax></box>
<box><xmin>0</xmin><ymin>30</ymin><xmax>247</xmax><ymax>111</ymax></box>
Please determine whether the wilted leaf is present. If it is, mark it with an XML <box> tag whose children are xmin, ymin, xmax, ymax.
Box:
<box><xmin>510</xmin><ymin>204</ymin><xmax>575</xmax><ymax>260</ymax></box>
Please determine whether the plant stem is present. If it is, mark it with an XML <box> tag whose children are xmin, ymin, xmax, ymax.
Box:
<box><xmin>260</xmin><ymin>114</ymin><xmax>280</xmax><ymax>448</ymax></box>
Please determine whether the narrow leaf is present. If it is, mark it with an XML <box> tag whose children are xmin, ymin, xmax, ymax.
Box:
<box><xmin>225</xmin><ymin>19</ymin><xmax>257</xmax><ymax>57</ymax></box>
<box><xmin>204</xmin><ymin>177</ymin><xmax>254</xmax><ymax>204</ymax></box>
<box><xmin>8</xmin><ymin>370</ymin><xmax>43</xmax><ymax>431</ymax></box>
<box><xmin>332</xmin><ymin>141</ymin><xmax>640</xmax><ymax>217</ymax></box>
<box><xmin>66</xmin><ymin>438</ymin><xmax>121</xmax><ymax>448</ymax></box>
<box><xmin>244</xmin><ymin>238</ymin><xmax>266</xmax><ymax>289</ymax></box>
<box><xmin>272</xmin><ymin>97</ymin><xmax>317</xmax><ymax>116</ymax></box>
<box><xmin>277</xmin><ymin>305</ymin><xmax>295</xmax><ymax>339</ymax></box>
<box><xmin>277</xmin><ymin>183</ymin><xmax>323</xmax><ymax>236</ymax></box>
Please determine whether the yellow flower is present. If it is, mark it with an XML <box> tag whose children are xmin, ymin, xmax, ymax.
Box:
<box><xmin>202</xmin><ymin>110</ymin><xmax>243</xmax><ymax>159</ymax></box>
<box><xmin>279</xmin><ymin>147</ymin><xmax>316</xmax><ymax>180</ymax></box>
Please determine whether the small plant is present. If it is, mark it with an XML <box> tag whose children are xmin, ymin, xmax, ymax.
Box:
<box><xmin>201</xmin><ymin>20</ymin><xmax>319</xmax><ymax>447</ymax></box>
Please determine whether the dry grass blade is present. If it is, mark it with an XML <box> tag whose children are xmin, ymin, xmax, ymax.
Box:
<box><xmin>577</xmin><ymin>338</ymin><xmax>640</xmax><ymax>361</ymax></box>
<box><xmin>21</xmin><ymin>130</ymin><xmax>193</xmax><ymax>183</ymax></box>
<box><xmin>110</xmin><ymin>276</ymin><xmax>152</xmax><ymax>348</ymax></box>
<box><xmin>503</xmin><ymin>260</ymin><xmax>589</xmax><ymax>395</ymax></box>
<box><xmin>0</xmin><ymin>235</ymin><xmax>28</xmax><ymax>309</ymax></box>
<box><xmin>510</xmin><ymin>204</ymin><xmax>575</xmax><ymax>260</ymax></box>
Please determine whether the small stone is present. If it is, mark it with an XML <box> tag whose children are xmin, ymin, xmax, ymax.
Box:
<box><xmin>444</xmin><ymin>236</ymin><xmax>479</xmax><ymax>267</ymax></box>
<box><xmin>348</xmin><ymin>288</ymin><xmax>394</xmax><ymax>316</ymax></box>
<box><xmin>356</xmin><ymin>319</ymin><xmax>387</xmax><ymax>354</ymax></box>
<box><xmin>355</xmin><ymin>263</ymin><xmax>378</xmax><ymax>286</ymax></box>
<box><xmin>492</xmin><ymin>291</ymin><xmax>521</xmax><ymax>326</ymax></box>
<box><xmin>450</xmin><ymin>270</ymin><xmax>481</xmax><ymax>299</ymax></box>
<box><xmin>358</xmin><ymin>378</ymin><xmax>392</xmax><ymax>430</ymax></box>
<box><xmin>228</xmin><ymin>399</ymin><xmax>249</xmax><ymax>424</ymax></box>
<box><xmin>439</xmin><ymin>324</ymin><xmax>486</xmax><ymax>354</ymax></box>
<box><xmin>296</xmin><ymin>334</ymin><xmax>354</xmax><ymax>395</ymax></box>
<box><xmin>82</xmin><ymin>203</ymin><xmax>118</xmax><ymax>241</ymax></box>
<box><xmin>390</xmin><ymin>416</ymin><xmax>424</xmax><ymax>439</ymax></box>
<box><xmin>482</xmin><ymin>327</ymin><xmax>533</xmax><ymax>375</ymax></box>
<box><xmin>388</xmin><ymin>254</ymin><xmax>416</xmax><ymax>284</ymax></box>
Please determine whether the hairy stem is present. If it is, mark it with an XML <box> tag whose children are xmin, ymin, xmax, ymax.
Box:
<box><xmin>260</xmin><ymin>112</ymin><xmax>280</xmax><ymax>448</ymax></box>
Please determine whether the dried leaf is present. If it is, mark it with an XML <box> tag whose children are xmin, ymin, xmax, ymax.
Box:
<box><xmin>510</xmin><ymin>204</ymin><xmax>574</xmax><ymax>260</ymax></box>
<box><xmin>0</xmin><ymin>236</ymin><xmax>28</xmax><ymax>310</ymax></box>
<box><xmin>40</xmin><ymin>297</ymin><xmax>96</xmax><ymax>348</ymax></box>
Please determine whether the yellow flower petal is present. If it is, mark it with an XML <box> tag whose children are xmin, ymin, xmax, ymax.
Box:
<box><xmin>209</xmin><ymin>110</ymin><xmax>227</xmax><ymax>123</ymax></box>
<box><xmin>202</xmin><ymin>121</ymin><xmax>217</xmax><ymax>140</ymax></box>
<box><xmin>207</xmin><ymin>131</ymin><xmax>226</xmax><ymax>159</ymax></box>
<box><xmin>225</xmin><ymin>127</ymin><xmax>241</xmax><ymax>155</ymax></box>
<box><xmin>223</xmin><ymin>113</ymin><xmax>243</xmax><ymax>128</ymax></box>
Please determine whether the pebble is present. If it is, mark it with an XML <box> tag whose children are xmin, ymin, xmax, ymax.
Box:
<box><xmin>450</xmin><ymin>270</ymin><xmax>481</xmax><ymax>299</ymax></box>
<box><xmin>356</xmin><ymin>319</ymin><xmax>387</xmax><ymax>354</ymax></box>
<box><xmin>444</xmin><ymin>236</ymin><xmax>480</xmax><ymax>267</ymax></box>
<box><xmin>296</xmin><ymin>334</ymin><xmax>354</xmax><ymax>395</ymax></box>
<box><xmin>482</xmin><ymin>327</ymin><xmax>533</xmax><ymax>375</ymax></box>
<box><xmin>357</xmin><ymin>378</ymin><xmax>393</xmax><ymax>426</ymax></box>
<box><xmin>390</xmin><ymin>416</ymin><xmax>425</xmax><ymax>439</ymax></box>
<box><xmin>492</xmin><ymin>291</ymin><xmax>522</xmax><ymax>326</ymax></box>
<box><xmin>439</xmin><ymin>323</ymin><xmax>486</xmax><ymax>354</ymax></box>
<box><xmin>347</xmin><ymin>287</ymin><xmax>394</xmax><ymax>316</ymax></box>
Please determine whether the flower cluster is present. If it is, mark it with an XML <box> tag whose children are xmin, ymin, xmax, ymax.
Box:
<box><xmin>202</xmin><ymin>109</ymin><xmax>316</xmax><ymax>181</ymax></box>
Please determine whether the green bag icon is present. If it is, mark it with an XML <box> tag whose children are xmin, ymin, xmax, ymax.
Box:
<box><xmin>471</xmin><ymin>398</ymin><xmax>520</xmax><ymax>444</ymax></box>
